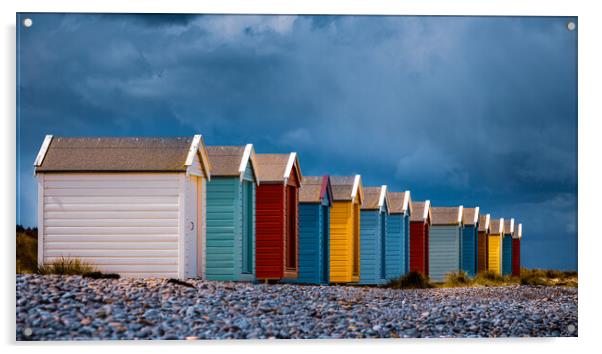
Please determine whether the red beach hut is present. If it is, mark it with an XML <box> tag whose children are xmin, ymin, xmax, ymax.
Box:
<box><xmin>409</xmin><ymin>200</ymin><xmax>431</xmax><ymax>276</ymax></box>
<box><xmin>254</xmin><ymin>153</ymin><xmax>303</xmax><ymax>280</ymax></box>
<box><xmin>512</xmin><ymin>223</ymin><xmax>522</xmax><ymax>277</ymax></box>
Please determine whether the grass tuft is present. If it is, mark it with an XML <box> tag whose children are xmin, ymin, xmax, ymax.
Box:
<box><xmin>37</xmin><ymin>257</ymin><xmax>97</xmax><ymax>276</ymax></box>
<box><xmin>442</xmin><ymin>271</ymin><xmax>473</xmax><ymax>287</ymax></box>
<box><xmin>385</xmin><ymin>271</ymin><xmax>433</xmax><ymax>289</ymax></box>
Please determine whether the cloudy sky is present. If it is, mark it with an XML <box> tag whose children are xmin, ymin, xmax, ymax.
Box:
<box><xmin>16</xmin><ymin>14</ymin><xmax>577</xmax><ymax>270</ymax></box>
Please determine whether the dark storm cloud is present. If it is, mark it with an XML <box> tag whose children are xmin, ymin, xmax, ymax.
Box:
<box><xmin>16</xmin><ymin>14</ymin><xmax>577</xmax><ymax>269</ymax></box>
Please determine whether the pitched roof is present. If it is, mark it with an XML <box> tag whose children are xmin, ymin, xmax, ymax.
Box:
<box><xmin>431</xmin><ymin>206</ymin><xmax>463</xmax><ymax>226</ymax></box>
<box><xmin>515</xmin><ymin>223</ymin><xmax>523</xmax><ymax>239</ymax></box>
<box><xmin>410</xmin><ymin>200</ymin><xmax>431</xmax><ymax>222</ymax></box>
<box><xmin>330</xmin><ymin>175</ymin><xmax>363</xmax><ymax>203</ymax></box>
<box><xmin>299</xmin><ymin>176</ymin><xmax>332</xmax><ymax>203</ymax></box>
<box><xmin>361</xmin><ymin>186</ymin><xmax>386</xmax><ymax>210</ymax></box>
<box><xmin>503</xmin><ymin>218</ymin><xmax>515</xmax><ymax>235</ymax></box>
<box><xmin>255</xmin><ymin>153</ymin><xmax>301</xmax><ymax>184</ymax></box>
<box><xmin>206</xmin><ymin>144</ymin><xmax>258</xmax><ymax>183</ymax></box>
<box><xmin>462</xmin><ymin>207</ymin><xmax>480</xmax><ymax>226</ymax></box>
<box><xmin>490</xmin><ymin>218</ymin><xmax>504</xmax><ymax>235</ymax></box>
<box><xmin>34</xmin><ymin>135</ymin><xmax>211</xmax><ymax>176</ymax></box>
<box><xmin>478</xmin><ymin>214</ymin><xmax>491</xmax><ymax>232</ymax></box>
<box><xmin>387</xmin><ymin>191</ymin><xmax>411</xmax><ymax>214</ymax></box>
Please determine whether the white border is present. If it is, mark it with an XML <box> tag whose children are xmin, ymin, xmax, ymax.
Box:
<box><xmin>32</xmin><ymin>134</ymin><xmax>52</xmax><ymax>168</ymax></box>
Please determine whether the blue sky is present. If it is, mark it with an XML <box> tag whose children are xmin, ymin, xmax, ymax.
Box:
<box><xmin>16</xmin><ymin>14</ymin><xmax>577</xmax><ymax>270</ymax></box>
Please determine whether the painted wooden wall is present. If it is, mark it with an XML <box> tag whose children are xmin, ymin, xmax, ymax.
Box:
<box><xmin>329</xmin><ymin>201</ymin><xmax>360</xmax><ymax>283</ymax></box>
<box><xmin>429</xmin><ymin>225</ymin><xmax>460</xmax><ymax>282</ymax></box>
<box><xmin>461</xmin><ymin>225</ymin><xmax>478</xmax><ymax>277</ymax></box>
<box><xmin>512</xmin><ymin>238</ymin><xmax>521</xmax><ymax>277</ymax></box>
<box><xmin>205</xmin><ymin>162</ymin><xmax>256</xmax><ymax>281</ymax></box>
<box><xmin>477</xmin><ymin>231</ymin><xmax>488</xmax><ymax>273</ymax></box>
<box><xmin>255</xmin><ymin>184</ymin><xmax>285</xmax><ymax>279</ymax></box>
<box><xmin>38</xmin><ymin>172</ymin><xmax>202</xmax><ymax>279</ymax></box>
<box><xmin>488</xmin><ymin>235</ymin><xmax>502</xmax><ymax>275</ymax></box>
<box><xmin>502</xmin><ymin>234</ymin><xmax>513</xmax><ymax>276</ymax></box>
<box><xmin>290</xmin><ymin>201</ymin><xmax>330</xmax><ymax>284</ymax></box>
<box><xmin>409</xmin><ymin>222</ymin><xmax>427</xmax><ymax>275</ymax></box>
<box><xmin>385</xmin><ymin>214</ymin><xmax>402</xmax><ymax>280</ymax></box>
<box><xmin>359</xmin><ymin>207</ymin><xmax>386</xmax><ymax>285</ymax></box>
<box><xmin>403</xmin><ymin>214</ymin><xmax>410</xmax><ymax>274</ymax></box>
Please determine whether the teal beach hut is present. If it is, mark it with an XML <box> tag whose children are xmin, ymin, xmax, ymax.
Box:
<box><xmin>460</xmin><ymin>207</ymin><xmax>479</xmax><ymax>277</ymax></box>
<box><xmin>385</xmin><ymin>190</ymin><xmax>412</xmax><ymax>279</ymax></box>
<box><xmin>429</xmin><ymin>206</ymin><xmax>464</xmax><ymax>282</ymax></box>
<box><xmin>205</xmin><ymin>145</ymin><xmax>259</xmax><ymax>281</ymax></box>
<box><xmin>289</xmin><ymin>175</ymin><xmax>333</xmax><ymax>284</ymax></box>
<box><xmin>502</xmin><ymin>218</ymin><xmax>515</xmax><ymax>276</ymax></box>
<box><xmin>359</xmin><ymin>185</ymin><xmax>388</xmax><ymax>285</ymax></box>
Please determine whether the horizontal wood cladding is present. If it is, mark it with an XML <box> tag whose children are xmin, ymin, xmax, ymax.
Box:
<box><xmin>461</xmin><ymin>226</ymin><xmax>477</xmax><ymax>277</ymax></box>
<box><xmin>512</xmin><ymin>238</ymin><xmax>521</xmax><ymax>277</ymax></box>
<box><xmin>429</xmin><ymin>225</ymin><xmax>461</xmax><ymax>282</ymax></box>
<box><xmin>329</xmin><ymin>201</ymin><xmax>359</xmax><ymax>283</ymax></box>
<box><xmin>488</xmin><ymin>235</ymin><xmax>502</xmax><ymax>275</ymax></box>
<box><xmin>409</xmin><ymin>221</ymin><xmax>427</xmax><ymax>275</ymax></box>
<box><xmin>502</xmin><ymin>235</ymin><xmax>513</xmax><ymax>276</ymax></box>
<box><xmin>40</xmin><ymin>173</ymin><xmax>183</xmax><ymax>278</ymax></box>
<box><xmin>255</xmin><ymin>183</ymin><xmax>285</xmax><ymax>279</ymax></box>
<box><xmin>477</xmin><ymin>231</ymin><xmax>489</xmax><ymax>273</ymax></box>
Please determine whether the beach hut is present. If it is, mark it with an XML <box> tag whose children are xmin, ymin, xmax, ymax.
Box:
<box><xmin>33</xmin><ymin>135</ymin><xmax>211</xmax><ymax>279</ymax></box>
<box><xmin>254</xmin><ymin>153</ymin><xmax>303</xmax><ymax>280</ymax></box>
<box><xmin>359</xmin><ymin>185</ymin><xmax>388</xmax><ymax>285</ymax></box>
<box><xmin>488</xmin><ymin>218</ymin><xmax>504</xmax><ymax>275</ymax></box>
<box><xmin>409</xmin><ymin>200</ymin><xmax>431</xmax><ymax>276</ymax></box>
<box><xmin>477</xmin><ymin>214</ymin><xmax>490</xmax><ymax>273</ymax></box>
<box><xmin>385</xmin><ymin>190</ymin><xmax>412</xmax><ymax>280</ymax></box>
<box><xmin>204</xmin><ymin>145</ymin><xmax>259</xmax><ymax>281</ymax></box>
<box><xmin>461</xmin><ymin>207</ymin><xmax>479</xmax><ymax>277</ymax></box>
<box><xmin>502</xmin><ymin>218</ymin><xmax>515</xmax><ymax>276</ymax></box>
<box><xmin>512</xmin><ymin>223</ymin><xmax>522</xmax><ymax>277</ymax></box>
<box><xmin>329</xmin><ymin>175</ymin><xmax>364</xmax><ymax>283</ymax></box>
<box><xmin>289</xmin><ymin>176</ymin><xmax>333</xmax><ymax>284</ymax></box>
<box><xmin>429</xmin><ymin>206</ymin><xmax>464</xmax><ymax>282</ymax></box>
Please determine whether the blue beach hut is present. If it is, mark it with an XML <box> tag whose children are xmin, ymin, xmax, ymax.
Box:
<box><xmin>205</xmin><ymin>145</ymin><xmax>259</xmax><ymax>281</ymax></box>
<box><xmin>359</xmin><ymin>185</ymin><xmax>388</xmax><ymax>285</ymax></box>
<box><xmin>429</xmin><ymin>206</ymin><xmax>464</xmax><ymax>282</ymax></box>
<box><xmin>502</xmin><ymin>218</ymin><xmax>515</xmax><ymax>276</ymax></box>
<box><xmin>460</xmin><ymin>207</ymin><xmax>479</xmax><ymax>277</ymax></box>
<box><xmin>385</xmin><ymin>190</ymin><xmax>412</xmax><ymax>279</ymax></box>
<box><xmin>289</xmin><ymin>175</ymin><xmax>333</xmax><ymax>284</ymax></box>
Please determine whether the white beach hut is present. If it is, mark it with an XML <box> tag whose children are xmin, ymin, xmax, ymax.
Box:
<box><xmin>33</xmin><ymin>134</ymin><xmax>211</xmax><ymax>279</ymax></box>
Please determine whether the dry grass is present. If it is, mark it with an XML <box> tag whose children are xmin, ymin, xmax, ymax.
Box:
<box><xmin>385</xmin><ymin>271</ymin><xmax>434</xmax><ymax>289</ymax></box>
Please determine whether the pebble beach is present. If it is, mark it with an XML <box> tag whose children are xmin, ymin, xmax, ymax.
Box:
<box><xmin>16</xmin><ymin>274</ymin><xmax>577</xmax><ymax>340</ymax></box>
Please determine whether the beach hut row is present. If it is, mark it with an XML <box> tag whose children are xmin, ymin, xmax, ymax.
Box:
<box><xmin>33</xmin><ymin>134</ymin><xmax>522</xmax><ymax>283</ymax></box>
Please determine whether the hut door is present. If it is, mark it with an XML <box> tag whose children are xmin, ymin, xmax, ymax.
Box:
<box><xmin>380</xmin><ymin>212</ymin><xmax>386</xmax><ymax>279</ymax></box>
<box><xmin>322</xmin><ymin>205</ymin><xmax>329</xmax><ymax>283</ymax></box>
<box><xmin>285</xmin><ymin>186</ymin><xmax>297</xmax><ymax>270</ymax></box>
<box><xmin>352</xmin><ymin>203</ymin><xmax>360</xmax><ymax>276</ymax></box>
<box><xmin>241</xmin><ymin>181</ymin><xmax>253</xmax><ymax>274</ymax></box>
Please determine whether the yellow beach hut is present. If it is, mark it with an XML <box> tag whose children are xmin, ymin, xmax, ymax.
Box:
<box><xmin>329</xmin><ymin>175</ymin><xmax>363</xmax><ymax>283</ymax></box>
<box><xmin>488</xmin><ymin>218</ymin><xmax>504</xmax><ymax>275</ymax></box>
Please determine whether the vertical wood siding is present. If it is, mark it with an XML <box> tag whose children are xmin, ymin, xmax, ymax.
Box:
<box><xmin>502</xmin><ymin>235</ymin><xmax>513</xmax><ymax>276</ymax></box>
<box><xmin>477</xmin><ymin>231</ymin><xmax>488</xmax><ymax>273</ymax></box>
<box><xmin>488</xmin><ymin>235</ymin><xmax>502</xmax><ymax>275</ymax></box>
<box><xmin>40</xmin><ymin>173</ymin><xmax>185</xmax><ymax>278</ymax></box>
<box><xmin>429</xmin><ymin>225</ymin><xmax>460</xmax><ymax>282</ymax></box>
<box><xmin>255</xmin><ymin>184</ymin><xmax>285</xmax><ymax>279</ymax></box>
<box><xmin>512</xmin><ymin>238</ymin><xmax>521</xmax><ymax>276</ymax></box>
<box><xmin>461</xmin><ymin>226</ymin><xmax>477</xmax><ymax>277</ymax></box>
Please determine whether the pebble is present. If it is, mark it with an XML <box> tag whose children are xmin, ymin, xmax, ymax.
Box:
<box><xmin>15</xmin><ymin>274</ymin><xmax>577</xmax><ymax>340</ymax></box>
